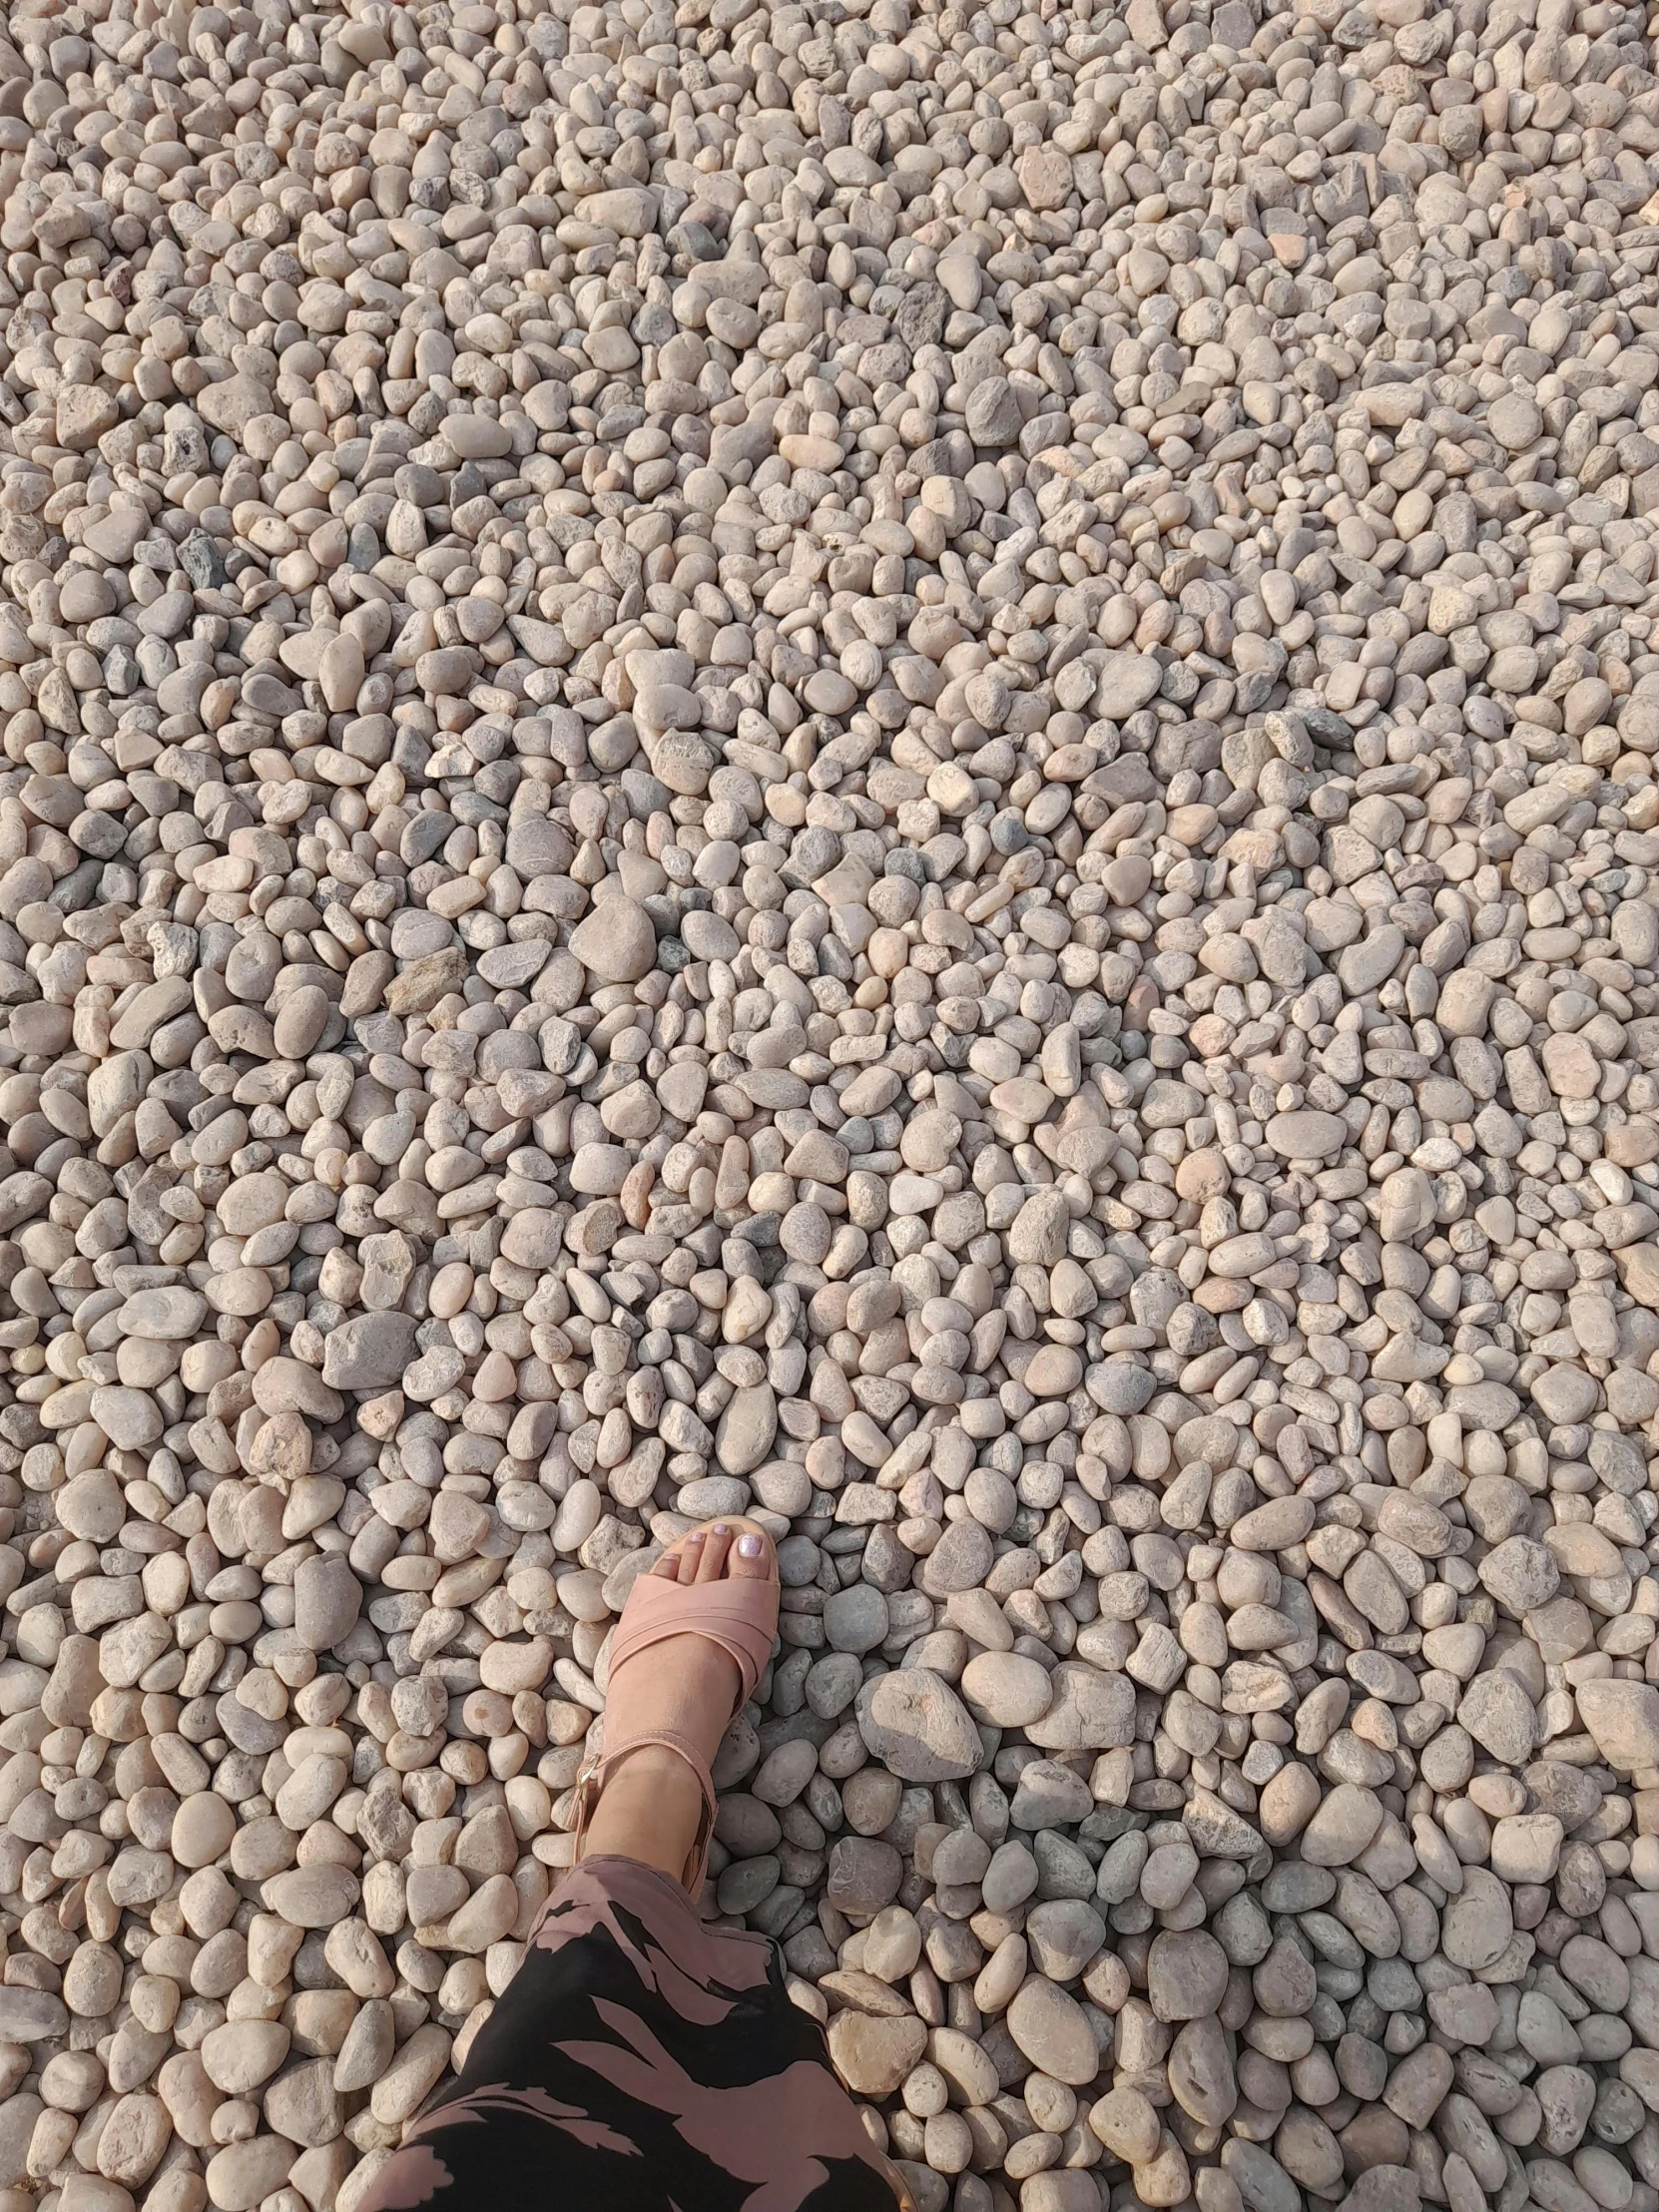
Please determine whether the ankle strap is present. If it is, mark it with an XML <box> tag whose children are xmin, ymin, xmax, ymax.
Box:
<box><xmin>571</xmin><ymin>1728</ymin><xmax>718</xmax><ymax>1897</ymax></box>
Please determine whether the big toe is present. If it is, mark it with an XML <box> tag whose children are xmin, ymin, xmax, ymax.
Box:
<box><xmin>728</xmin><ymin>1520</ymin><xmax>776</xmax><ymax>1581</ymax></box>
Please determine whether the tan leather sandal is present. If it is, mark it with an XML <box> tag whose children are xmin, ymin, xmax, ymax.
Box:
<box><xmin>571</xmin><ymin>1522</ymin><xmax>780</xmax><ymax>1895</ymax></box>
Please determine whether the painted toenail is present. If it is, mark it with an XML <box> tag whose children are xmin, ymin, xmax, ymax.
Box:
<box><xmin>713</xmin><ymin>1523</ymin><xmax>730</xmax><ymax>1534</ymax></box>
<box><xmin>737</xmin><ymin>1533</ymin><xmax>764</xmax><ymax>1557</ymax></box>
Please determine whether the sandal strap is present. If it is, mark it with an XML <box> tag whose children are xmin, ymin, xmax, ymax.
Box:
<box><xmin>573</xmin><ymin>1728</ymin><xmax>718</xmax><ymax>1895</ymax></box>
<box><xmin>605</xmin><ymin>1571</ymin><xmax>778</xmax><ymax>1708</ymax></box>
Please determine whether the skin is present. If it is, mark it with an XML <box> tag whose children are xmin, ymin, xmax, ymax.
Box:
<box><xmin>582</xmin><ymin>1517</ymin><xmax>778</xmax><ymax>1887</ymax></box>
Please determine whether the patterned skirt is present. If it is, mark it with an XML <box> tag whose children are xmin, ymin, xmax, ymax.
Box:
<box><xmin>359</xmin><ymin>1856</ymin><xmax>904</xmax><ymax>2212</ymax></box>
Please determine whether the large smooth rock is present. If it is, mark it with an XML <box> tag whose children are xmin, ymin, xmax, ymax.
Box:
<box><xmin>855</xmin><ymin>1669</ymin><xmax>982</xmax><ymax>1782</ymax></box>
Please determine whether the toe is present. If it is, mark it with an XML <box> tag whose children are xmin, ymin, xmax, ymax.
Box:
<box><xmin>666</xmin><ymin>1530</ymin><xmax>704</xmax><ymax>1584</ymax></box>
<box><xmin>730</xmin><ymin>1520</ymin><xmax>776</xmax><ymax>1581</ymax></box>
<box><xmin>696</xmin><ymin>1523</ymin><xmax>733</xmax><ymax>1582</ymax></box>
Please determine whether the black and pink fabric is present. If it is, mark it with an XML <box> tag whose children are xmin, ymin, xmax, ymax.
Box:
<box><xmin>359</xmin><ymin>1856</ymin><xmax>907</xmax><ymax>2212</ymax></box>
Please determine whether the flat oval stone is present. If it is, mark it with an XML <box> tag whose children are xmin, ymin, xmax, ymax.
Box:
<box><xmin>960</xmin><ymin>1652</ymin><xmax>1054</xmax><ymax>1728</ymax></box>
<box><xmin>1006</xmin><ymin>1977</ymin><xmax>1099</xmax><ymax>2086</ymax></box>
<box><xmin>1265</xmin><ymin>1109</ymin><xmax>1349</xmax><ymax>1157</ymax></box>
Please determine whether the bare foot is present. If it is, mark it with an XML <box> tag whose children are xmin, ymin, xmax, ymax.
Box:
<box><xmin>578</xmin><ymin>1517</ymin><xmax>778</xmax><ymax>1889</ymax></box>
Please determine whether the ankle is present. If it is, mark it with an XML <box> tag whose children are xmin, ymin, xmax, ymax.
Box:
<box><xmin>583</xmin><ymin>1747</ymin><xmax>705</xmax><ymax>1878</ymax></box>
<box><xmin>602</xmin><ymin>1744</ymin><xmax>703</xmax><ymax>1799</ymax></box>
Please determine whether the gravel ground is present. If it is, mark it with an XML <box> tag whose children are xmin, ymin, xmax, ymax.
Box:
<box><xmin>2</xmin><ymin>0</ymin><xmax>1659</xmax><ymax>2209</ymax></box>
